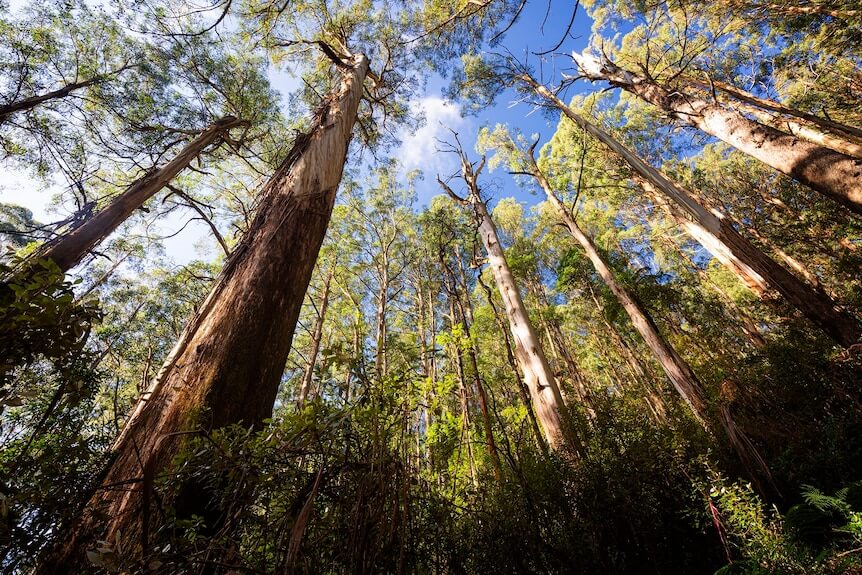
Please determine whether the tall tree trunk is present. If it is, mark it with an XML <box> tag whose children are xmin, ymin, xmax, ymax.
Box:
<box><xmin>439</xmin><ymin>160</ymin><xmax>570</xmax><ymax>452</ymax></box>
<box><xmin>521</xmin><ymin>73</ymin><xmax>862</xmax><ymax>348</ymax></box>
<box><xmin>476</xmin><ymin>271</ymin><xmax>547</xmax><ymax>451</ymax></box>
<box><xmin>16</xmin><ymin>116</ymin><xmax>243</xmax><ymax>276</ymax></box>
<box><xmin>37</xmin><ymin>55</ymin><xmax>369</xmax><ymax>574</ymax></box>
<box><xmin>697</xmin><ymin>88</ymin><xmax>862</xmax><ymax>158</ymax></box>
<box><xmin>297</xmin><ymin>267</ymin><xmax>334</xmax><ymax>409</ymax></box>
<box><xmin>446</xmin><ymin>290</ymin><xmax>478</xmax><ymax>486</ymax></box>
<box><xmin>657</xmin><ymin>229</ymin><xmax>767</xmax><ymax>350</ymax></box>
<box><xmin>527</xmin><ymin>155</ymin><xmax>775</xmax><ymax>485</ymax></box>
<box><xmin>453</xmin><ymin>249</ymin><xmax>503</xmax><ymax>478</ymax></box>
<box><xmin>636</xmin><ymin>177</ymin><xmax>769</xmax><ymax>297</ymax></box>
<box><xmin>529</xmin><ymin>163</ymin><xmax>709</xmax><ymax>429</ymax></box>
<box><xmin>529</xmin><ymin>277</ymin><xmax>597</xmax><ymax>416</ymax></box>
<box><xmin>375</xmin><ymin>259</ymin><xmax>389</xmax><ymax>379</ymax></box>
<box><xmin>571</xmin><ymin>54</ymin><xmax>862</xmax><ymax>214</ymax></box>
<box><xmin>683</xmin><ymin>74</ymin><xmax>862</xmax><ymax>143</ymax></box>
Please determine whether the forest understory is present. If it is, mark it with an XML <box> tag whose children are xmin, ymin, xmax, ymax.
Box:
<box><xmin>1</xmin><ymin>0</ymin><xmax>862</xmax><ymax>573</ymax></box>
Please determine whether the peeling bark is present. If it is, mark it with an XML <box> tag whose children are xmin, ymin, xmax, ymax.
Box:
<box><xmin>440</xmin><ymin>159</ymin><xmax>570</xmax><ymax>451</ymax></box>
<box><xmin>573</xmin><ymin>54</ymin><xmax>862</xmax><ymax>214</ymax></box>
<box><xmin>37</xmin><ymin>54</ymin><xmax>369</xmax><ymax>574</ymax></box>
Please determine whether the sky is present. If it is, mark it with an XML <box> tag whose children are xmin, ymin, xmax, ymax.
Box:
<box><xmin>401</xmin><ymin>0</ymin><xmax>594</xmax><ymax>208</ymax></box>
<box><xmin>0</xmin><ymin>0</ymin><xmax>596</xmax><ymax>265</ymax></box>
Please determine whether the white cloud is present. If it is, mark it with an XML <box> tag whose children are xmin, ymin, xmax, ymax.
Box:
<box><xmin>0</xmin><ymin>164</ymin><xmax>60</xmax><ymax>221</ymax></box>
<box><xmin>396</xmin><ymin>96</ymin><xmax>468</xmax><ymax>178</ymax></box>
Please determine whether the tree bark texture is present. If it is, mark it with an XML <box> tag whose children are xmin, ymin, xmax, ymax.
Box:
<box><xmin>522</xmin><ymin>74</ymin><xmax>862</xmax><ymax>348</ymax></box>
<box><xmin>37</xmin><ymin>55</ymin><xmax>369</xmax><ymax>574</ymax></box>
<box><xmin>572</xmin><ymin>55</ymin><xmax>862</xmax><ymax>214</ymax></box>
<box><xmin>441</xmin><ymin>164</ymin><xmax>569</xmax><ymax>450</ymax></box>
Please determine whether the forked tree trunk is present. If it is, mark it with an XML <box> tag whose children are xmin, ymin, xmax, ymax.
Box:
<box><xmin>37</xmin><ymin>54</ymin><xmax>369</xmax><ymax>574</ymax></box>
<box><xmin>685</xmin><ymin>79</ymin><xmax>862</xmax><ymax>158</ymax></box>
<box><xmin>572</xmin><ymin>54</ymin><xmax>862</xmax><ymax>214</ymax></box>
<box><xmin>297</xmin><ymin>267</ymin><xmax>334</xmax><ymax>409</ymax></box>
<box><xmin>522</xmin><ymin>74</ymin><xmax>862</xmax><ymax>348</ymax></box>
<box><xmin>440</xmin><ymin>163</ymin><xmax>570</xmax><ymax>451</ymax></box>
<box><xmin>14</xmin><ymin>116</ymin><xmax>243</xmax><ymax>277</ymax></box>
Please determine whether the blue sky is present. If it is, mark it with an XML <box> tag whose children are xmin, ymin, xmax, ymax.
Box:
<box><xmin>0</xmin><ymin>0</ymin><xmax>598</xmax><ymax>263</ymax></box>
<box><xmin>402</xmin><ymin>0</ymin><xmax>595</xmax><ymax>210</ymax></box>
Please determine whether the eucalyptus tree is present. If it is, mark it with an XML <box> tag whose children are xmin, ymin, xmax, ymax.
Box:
<box><xmin>478</xmin><ymin>128</ymin><xmax>707</xmax><ymax>419</ymax></box>
<box><xmin>36</xmin><ymin>0</ymin><xmax>520</xmax><ymax>568</ymax></box>
<box><xmin>477</xmin><ymin>125</ymin><xmax>779</xmax><ymax>484</ymax></box>
<box><xmin>437</xmin><ymin>139</ymin><xmax>571</xmax><ymax>452</ymax></box>
<box><xmin>571</xmin><ymin>51</ymin><xmax>862</xmax><ymax>215</ymax></box>
<box><xmin>459</xmin><ymin>61</ymin><xmax>862</xmax><ymax>347</ymax></box>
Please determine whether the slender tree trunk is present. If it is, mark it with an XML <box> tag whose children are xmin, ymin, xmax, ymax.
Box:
<box><xmin>478</xmin><ymin>208</ymin><xmax>570</xmax><ymax>450</ymax></box>
<box><xmin>441</xmin><ymin>164</ymin><xmax>569</xmax><ymax>451</ymax></box>
<box><xmin>453</xmin><ymin>250</ymin><xmax>503</xmax><ymax>478</ymax></box>
<box><xmin>37</xmin><ymin>55</ymin><xmax>369</xmax><ymax>574</ymax></box>
<box><xmin>536</xmin><ymin>164</ymin><xmax>709</xmax><ymax>426</ymax></box>
<box><xmin>16</xmin><ymin>116</ymin><xmax>242</xmax><ymax>277</ymax></box>
<box><xmin>658</xmin><ymin>230</ymin><xmax>767</xmax><ymax>349</ymax></box>
<box><xmin>522</xmin><ymin>73</ymin><xmax>862</xmax><ymax>348</ymax></box>
<box><xmin>0</xmin><ymin>66</ymin><xmax>133</xmax><ymax>123</ymax></box>
<box><xmin>374</xmin><ymin>255</ymin><xmax>390</xmax><ymax>379</ymax></box>
<box><xmin>571</xmin><ymin>55</ymin><xmax>862</xmax><ymax>214</ymax></box>
<box><xmin>476</xmin><ymin>271</ymin><xmax>547</xmax><ymax>451</ymax></box>
<box><xmin>528</xmin><ymin>156</ymin><xmax>775</xmax><ymax>484</ymax></box>
<box><xmin>297</xmin><ymin>267</ymin><xmax>334</xmax><ymax>409</ymax></box>
<box><xmin>447</xmin><ymin>291</ymin><xmax>478</xmax><ymax>486</ymax></box>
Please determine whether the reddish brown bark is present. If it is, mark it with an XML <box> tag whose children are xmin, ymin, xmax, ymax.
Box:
<box><xmin>36</xmin><ymin>54</ymin><xmax>369</xmax><ymax>574</ymax></box>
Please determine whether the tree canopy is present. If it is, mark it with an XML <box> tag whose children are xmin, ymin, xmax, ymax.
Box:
<box><xmin>1</xmin><ymin>0</ymin><xmax>861</xmax><ymax>573</ymax></box>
